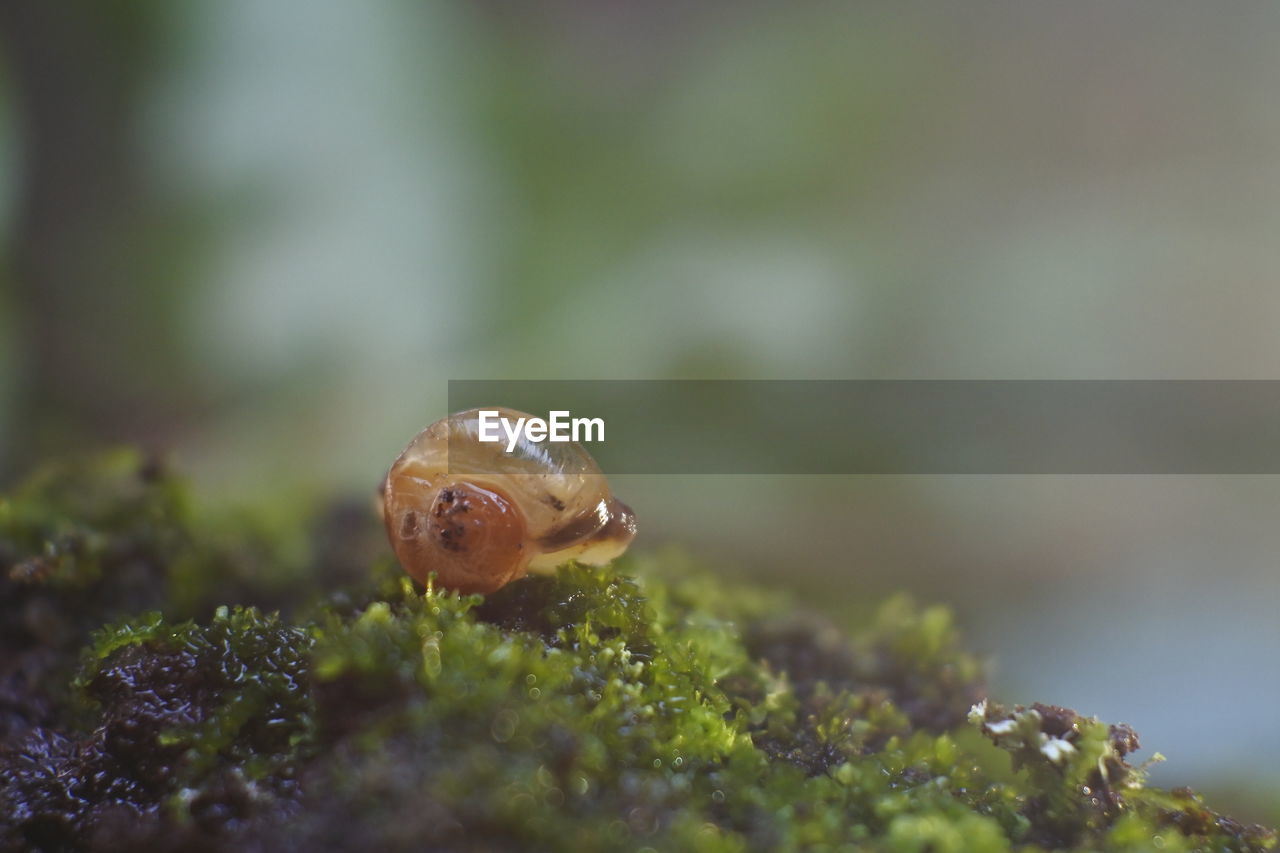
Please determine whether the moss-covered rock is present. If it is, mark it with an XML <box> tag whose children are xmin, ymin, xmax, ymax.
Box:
<box><xmin>0</xmin><ymin>454</ymin><xmax>1274</xmax><ymax>852</ymax></box>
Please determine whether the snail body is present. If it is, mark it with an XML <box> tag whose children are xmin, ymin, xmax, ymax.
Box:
<box><xmin>380</xmin><ymin>408</ymin><xmax>636</xmax><ymax>593</ymax></box>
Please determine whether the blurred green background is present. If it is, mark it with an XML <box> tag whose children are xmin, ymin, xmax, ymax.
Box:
<box><xmin>2</xmin><ymin>0</ymin><xmax>1279</xmax><ymax>819</ymax></box>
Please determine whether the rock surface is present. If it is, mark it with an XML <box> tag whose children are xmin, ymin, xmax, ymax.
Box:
<box><xmin>0</xmin><ymin>452</ymin><xmax>1273</xmax><ymax>852</ymax></box>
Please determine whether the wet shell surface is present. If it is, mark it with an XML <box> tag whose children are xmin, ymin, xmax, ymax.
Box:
<box><xmin>379</xmin><ymin>407</ymin><xmax>636</xmax><ymax>594</ymax></box>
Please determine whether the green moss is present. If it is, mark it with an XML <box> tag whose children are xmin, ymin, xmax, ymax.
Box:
<box><xmin>0</xmin><ymin>455</ymin><xmax>1275</xmax><ymax>851</ymax></box>
<box><xmin>78</xmin><ymin>605</ymin><xmax>314</xmax><ymax>781</ymax></box>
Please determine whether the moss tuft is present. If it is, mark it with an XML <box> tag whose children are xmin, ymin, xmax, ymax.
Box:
<box><xmin>2</xmin><ymin>606</ymin><xmax>311</xmax><ymax>852</ymax></box>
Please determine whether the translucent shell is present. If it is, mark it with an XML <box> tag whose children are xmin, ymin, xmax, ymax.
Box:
<box><xmin>379</xmin><ymin>407</ymin><xmax>637</xmax><ymax>594</ymax></box>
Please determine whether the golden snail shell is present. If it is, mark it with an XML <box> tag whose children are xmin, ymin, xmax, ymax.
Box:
<box><xmin>379</xmin><ymin>407</ymin><xmax>637</xmax><ymax>594</ymax></box>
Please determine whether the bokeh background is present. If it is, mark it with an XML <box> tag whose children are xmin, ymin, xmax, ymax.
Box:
<box><xmin>2</xmin><ymin>0</ymin><xmax>1279</xmax><ymax>820</ymax></box>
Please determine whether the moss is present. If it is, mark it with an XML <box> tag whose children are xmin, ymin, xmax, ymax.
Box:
<box><xmin>2</xmin><ymin>607</ymin><xmax>310</xmax><ymax>852</ymax></box>
<box><xmin>0</xmin><ymin>455</ymin><xmax>1275</xmax><ymax>852</ymax></box>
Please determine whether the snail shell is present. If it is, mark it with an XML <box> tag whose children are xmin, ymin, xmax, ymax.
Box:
<box><xmin>379</xmin><ymin>407</ymin><xmax>637</xmax><ymax>594</ymax></box>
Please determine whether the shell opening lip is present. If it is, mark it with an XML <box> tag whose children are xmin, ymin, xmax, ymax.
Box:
<box><xmin>534</xmin><ymin>497</ymin><xmax>613</xmax><ymax>551</ymax></box>
<box><xmin>608</xmin><ymin>499</ymin><xmax>638</xmax><ymax>541</ymax></box>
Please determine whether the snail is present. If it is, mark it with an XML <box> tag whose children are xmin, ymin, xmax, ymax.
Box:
<box><xmin>379</xmin><ymin>407</ymin><xmax>637</xmax><ymax>594</ymax></box>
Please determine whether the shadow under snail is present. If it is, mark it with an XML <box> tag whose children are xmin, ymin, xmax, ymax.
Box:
<box><xmin>379</xmin><ymin>407</ymin><xmax>637</xmax><ymax>594</ymax></box>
